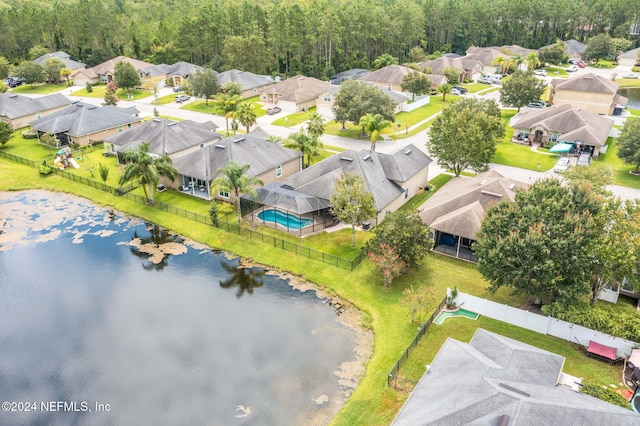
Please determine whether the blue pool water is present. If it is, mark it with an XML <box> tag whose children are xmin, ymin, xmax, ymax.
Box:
<box><xmin>258</xmin><ymin>209</ymin><xmax>313</xmax><ymax>229</ymax></box>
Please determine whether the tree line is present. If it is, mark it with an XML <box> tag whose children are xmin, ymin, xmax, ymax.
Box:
<box><xmin>1</xmin><ymin>0</ymin><xmax>639</xmax><ymax>79</ymax></box>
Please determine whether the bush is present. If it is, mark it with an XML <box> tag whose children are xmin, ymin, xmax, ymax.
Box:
<box><xmin>22</xmin><ymin>129</ymin><xmax>38</xmax><ymax>139</ymax></box>
<box><xmin>580</xmin><ymin>384</ymin><xmax>630</xmax><ymax>408</ymax></box>
<box><xmin>38</xmin><ymin>164</ymin><xmax>55</xmax><ymax>175</ymax></box>
<box><xmin>85</xmin><ymin>82</ymin><xmax>93</xmax><ymax>93</ymax></box>
<box><xmin>542</xmin><ymin>301</ymin><xmax>640</xmax><ymax>342</ymax></box>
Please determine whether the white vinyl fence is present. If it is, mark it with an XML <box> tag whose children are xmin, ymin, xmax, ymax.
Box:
<box><xmin>401</xmin><ymin>95</ymin><xmax>430</xmax><ymax>112</ymax></box>
<box><xmin>454</xmin><ymin>290</ymin><xmax>639</xmax><ymax>357</ymax></box>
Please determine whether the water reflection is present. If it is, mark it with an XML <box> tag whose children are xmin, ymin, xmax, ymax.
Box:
<box><xmin>128</xmin><ymin>223</ymin><xmax>184</xmax><ymax>270</ymax></box>
<box><xmin>219</xmin><ymin>257</ymin><xmax>266</xmax><ymax>297</ymax></box>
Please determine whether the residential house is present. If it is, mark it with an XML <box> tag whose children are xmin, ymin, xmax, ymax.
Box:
<box><xmin>618</xmin><ymin>47</ymin><xmax>640</xmax><ymax>67</ymax></box>
<box><xmin>72</xmin><ymin>56</ymin><xmax>155</xmax><ymax>86</ymax></box>
<box><xmin>29</xmin><ymin>101</ymin><xmax>142</xmax><ymax>146</ymax></box>
<box><xmin>548</xmin><ymin>73</ymin><xmax>627</xmax><ymax>116</ymax></box>
<box><xmin>316</xmin><ymin>83</ymin><xmax>409</xmax><ymax>118</ymax></box>
<box><xmin>330</xmin><ymin>68</ymin><xmax>371</xmax><ymax>85</ymax></box>
<box><xmin>464</xmin><ymin>46</ymin><xmax>511</xmax><ymax>74</ymax></box>
<box><xmin>0</xmin><ymin>93</ymin><xmax>71</xmax><ymax>129</ymax></box>
<box><xmin>166</xmin><ymin>61</ymin><xmax>205</xmax><ymax>87</ymax></box>
<box><xmin>510</xmin><ymin>104</ymin><xmax>614</xmax><ymax>157</ymax></box>
<box><xmin>358</xmin><ymin>65</ymin><xmax>442</xmax><ymax>93</ymax></box>
<box><xmin>103</xmin><ymin>118</ymin><xmax>222</xmax><ymax>161</ymax></box>
<box><xmin>216</xmin><ymin>69</ymin><xmax>274</xmax><ymax>98</ymax></box>
<box><xmin>540</xmin><ymin>39</ymin><xmax>586</xmax><ymax>62</ymax></box>
<box><xmin>171</xmin><ymin>128</ymin><xmax>302</xmax><ymax>199</ymax></box>
<box><xmin>418</xmin><ymin>55</ymin><xmax>484</xmax><ymax>82</ymax></box>
<box><xmin>139</xmin><ymin>64</ymin><xmax>170</xmax><ymax>89</ymax></box>
<box><xmin>260</xmin><ymin>75</ymin><xmax>332</xmax><ymax>113</ymax></box>
<box><xmin>392</xmin><ymin>329</ymin><xmax>640</xmax><ymax>425</ymax></box>
<box><xmin>33</xmin><ymin>51</ymin><xmax>85</xmax><ymax>71</ymax></box>
<box><xmin>247</xmin><ymin>144</ymin><xmax>432</xmax><ymax>229</ymax></box>
<box><xmin>418</xmin><ymin>170</ymin><xmax>527</xmax><ymax>262</ymax></box>
<box><xmin>499</xmin><ymin>44</ymin><xmax>538</xmax><ymax>57</ymax></box>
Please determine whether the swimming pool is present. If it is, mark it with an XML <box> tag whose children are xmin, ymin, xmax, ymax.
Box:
<box><xmin>433</xmin><ymin>308</ymin><xmax>479</xmax><ymax>325</ymax></box>
<box><xmin>257</xmin><ymin>209</ymin><xmax>313</xmax><ymax>230</ymax></box>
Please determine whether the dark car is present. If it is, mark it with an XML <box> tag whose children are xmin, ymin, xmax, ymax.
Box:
<box><xmin>452</xmin><ymin>85</ymin><xmax>468</xmax><ymax>94</ymax></box>
<box><xmin>175</xmin><ymin>94</ymin><xmax>190</xmax><ymax>103</ymax></box>
<box><xmin>528</xmin><ymin>100</ymin><xmax>547</xmax><ymax>108</ymax></box>
<box><xmin>267</xmin><ymin>106</ymin><xmax>281</xmax><ymax>115</ymax></box>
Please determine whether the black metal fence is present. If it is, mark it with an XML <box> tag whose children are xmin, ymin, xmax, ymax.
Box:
<box><xmin>1</xmin><ymin>150</ymin><xmax>365</xmax><ymax>270</ymax></box>
<box><xmin>387</xmin><ymin>296</ymin><xmax>447</xmax><ymax>388</ymax></box>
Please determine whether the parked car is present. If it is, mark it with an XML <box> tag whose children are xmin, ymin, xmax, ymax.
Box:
<box><xmin>175</xmin><ymin>94</ymin><xmax>190</xmax><ymax>103</ymax></box>
<box><xmin>173</xmin><ymin>86</ymin><xmax>183</xmax><ymax>92</ymax></box>
<box><xmin>8</xmin><ymin>79</ymin><xmax>23</xmax><ymax>88</ymax></box>
<box><xmin>452</xmin><ymin>85</ymin><xmax>468</xmax><ymax>94</ymax></box>
<box><xmin>478</xmin><ymin>76</ymin><xmax>492</xmax><ymax>84</ymax></box>
<box><xmin>533</xmin><ymin>69</ymin><xmax>547</xmax><ymax>76</ymax></box>
<box><xmin>622</xmin><ymin>73</ymin><xmax>639</xmax><ymax>79</ymax></box>
<box><xmin>567</xmin><ymin>65</ymin><xmax>578</xmax><ymax>72</ymax></box>
<box><xmin>450</xmin><ymin>88</ymin><xmax>461</xmax><ymax>96</ymax></box>
<box><xmin>576</xmin><ymin>153</ymin><xmax>591</xmax><ymax>166</ymax></box>
<box><xmin>554</xmin><ymin>157</ymin><xmax>571</xmax><ymax>173</ymax></box>
<box><xmin>578</xmin><ymin>61</ymin><xmax>587</xmax><ymax>68</ymax></box>
<box><xmin>568</xmin><ymin>59</ymin><xmax>580</xmax><ymax>65</ymax></box>
<box><xmin>267</xmin><ymin>106</ymin><xmax>281</xmax><ymax>115</ymax></box>
<box><xmin>528</xmin><ymin>100</ymin><xmax>547</xmax><ymax>108</ymax></box>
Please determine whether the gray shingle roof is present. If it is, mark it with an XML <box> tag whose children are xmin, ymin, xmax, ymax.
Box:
<box><xmin>171</xmin><ymin>128</ymin><xmax>302</xmax><ymax>181</ymax></box>
<box><xmin>32</xmin><ymin>51</ymin><xmax>85</xmax><ymax>70</ymax></box>
<box><xmin>216</xmin><ymin>69</ymin><xmax>274</xmax><ymax>90</ymax></box>
<box><xmin>140</xmin><ymin>63</ymin><xmax>170</xmax><ymax>77</ymax></box>
<box><xmin>619</xmin><ymin>47</ymin><xmax>640</xmax><ymax>60</ymax></box>
<box><xmin>279</xmin><ymin>144</ymin><xmax>431</xmax><ymax>212</ymax></box>
<box><xmin>29</xmin><ymin>102</ymin><xmax>141</xmax><ymax>136</ymax></box>
<box><xmin>392</xmin><ymin>329</ymin><xmax>640</xmax><ymax>426</ymax></box>
<box><xmin>166</xmin><ymin>62</ymin><xmax>206</xmax><ymax>78</ymax></box>
<box><xmin>511</xmin><ymin>104</ymin><xmax>613</xmax><ymax>147</ymax></box>
<box><xmin>0</xmin><ymin>93</ymin><xmax>71</xmax><ymax>120</ymax></box>
<box><xmin>359</xmin><ymin>65</ymin><xmax>423</xmax><ymax>85</ymax></box>
<box><xmin>419</xmin><ymin>170</ymin><xmax>526</xmax><ymax>240</ymax></box>
<box><xmin>552</xmin><ymin>72</ymin><xmax>619</xmax><ymax>94</ymax></box>
<box><xmin>103</xmin><ymin>118</ymin><xmax>221</xmax><ymax>156</ymax></box>
<box><xmin>541</xmin><ymin>39</ymin><xmax>586</xmax><ymax>55</ymax></box>
<box><xmin>330</xmin><ymin>68</ymin><xmax>371</xmax><ymax>84</ymax></box>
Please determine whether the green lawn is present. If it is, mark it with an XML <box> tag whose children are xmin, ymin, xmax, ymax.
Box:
<box><xmin>492</xmin><ymin>112</ymin><xmax>558</xmax><ymax>171</ymax></box>
<box><xmin>155</xmin><ymin>92</ymin><xmax>185</xmax><ymax>105</ymax></box>
<box><xmin>71</xmin><ymin>85</ymin><xmax>152</xmax><ymax>101</ymax></box>
<box><xmin>11</xmin><ymin>83</ymin><xmax>68</xmax><ymax>94</ymax></box>
<box><xmin>182</xmin><ymin>97</ymin><xmax>266</xmax><ymax>118</ymax></box>
<box><xmin>616</xmin><ymin>78</ymin><xmax>640</xmax><ymax>88</ymax></box>
<box><xmin>271</xmin><ymin>107</ymin><xmax>316</xmax><ymax>127</ymax></box>
<box><xmin>463</xmin><ymin>83</ymin><xmax>490</xmax><ymax>94</ymax></box>
<box><xmin>397</xmin><ymin>174</ymin><xmax>453</xmax><ymax>213</ymax></box>
<box><xmin>590</xmin><ymin>60</ymin><xmax>617</xmax><ymax>69</ymax></box>
<box><xmin>596</xmin><ymin>136</ymin><xmax>640</xmax><ymax>189</ymax></box>
<box><xmin>546</xmin><ymin>66</ymin><xmax>569</xmax><ymax>77</ymax></box>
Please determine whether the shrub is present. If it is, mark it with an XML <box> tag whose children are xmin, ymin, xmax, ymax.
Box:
<box><xmin>580</xmin><ymin>384</ymin><xmax>630</xmax><ymax>408</ymax></box>
<box><xmin>39</xmin><ymin>164</ymin><xmax>55</xmax><ymax>175</ymax></box>
<box><xmin>542</xmin><ymin>301</ymin><xmax>640</xmax><ymax>342</ymax></box>
<box><xmin>22</xmin><ymin>129</ymin><xmax>38</xmax><ymax>139</ymax></box>
<box><xmin>85</xmin><ymin>82</ymin><xmax>93</xmax><ymax>93</ymax></box>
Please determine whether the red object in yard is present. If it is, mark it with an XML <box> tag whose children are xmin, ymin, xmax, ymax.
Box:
<box><xmin>587</xmin><ymin>340</ymin><xmax>617</xmax><ymax>360</ymax></box>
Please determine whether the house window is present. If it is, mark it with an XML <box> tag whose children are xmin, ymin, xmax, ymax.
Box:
<box><xmin>549</xmin><ymin>132</ymin><xmax>559</xmax><ymax>143</ymax></box>
<box><xmin>110</xmin><ymin>144</ymin><xmax>116</xmax><ymax>153</ymax></box>
<box><xmin>118</xmin><ymin>126</ymin><xmax>123</xmax><ymax>132</ymax></box>
<box><xmin>218</xmin><ymin>190</ymin><xmax>229</xmax><ymax>199</ymax></box>
<box><xmin>387</xmin><ymin>83</ymin><xmax>392</xmax><ymax>91</ymax></box>
<box><xmin>517</xmin><ymin>130</ymin><xmax>529</xmax><ymax>141</ymax></box>
<box><xmin>36</xmin><ymin>112</ymin><xmax>42</xmax><ymax>119</ymax></box>
<box><xmin>276</xmin><ymin>164</ymin><xmax>282</xmax><ymax>178</ymax></box>
<box><xmin>200</xmin><ymin>143</ymin><xmax>205</xmax><ymax>148</ymax></box>
<box><xmin>404</xmin><ymin>188</ymin><xmax>409</xmax><ymax>199</ymax></box>
<box><xmin>323</xmin><ymin>93</ymin><xmax>331</xmax><ymax>102</ymax></box>
<box><xmin>127</xmin><ymin>123</ymin><xmax>132</xmax><ymax>129</ymax></box>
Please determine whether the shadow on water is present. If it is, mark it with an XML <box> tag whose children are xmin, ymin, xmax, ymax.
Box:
<box><xmin>129</xmin><ymin>223</ymin><xmax>184</xmax><ymax>270</ymax></box>
<box><xmin>219</xmin><ymin>257</ymin><xmax>266</xmax><ymax>298</ymax></box>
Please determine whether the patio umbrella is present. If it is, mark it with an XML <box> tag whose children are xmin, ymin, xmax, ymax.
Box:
<box><xmin>549</xmin><ymin>143</ymin><xmax>573</xmax><ymax>153</ymax></box>
<box><xmin>629</xmin><ymin>349</ymin><xmax>640</xmax><ymax>367</ymax></box>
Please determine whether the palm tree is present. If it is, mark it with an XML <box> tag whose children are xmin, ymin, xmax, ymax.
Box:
<box><xmin>306</xmin><ymin>112</ymin><xmax>326</xmax><ymax>140</ymax></box>
<box><xmin>525</xmin><ymin>52</ymin><xmax>542</xmax><ymax>70</ymax></box>
<box><xmin>283</xmin><ymin>130</ymin><xmax>323</xmax><ymax>168</ymax></box>
<box><xmin>509</xmin><ymin>54</ymin><xmax>526</xmax><ymax>72</ymax></box>
<box><xmin>235</xmin><ymin>101</ymin><xmax>257</xmax><ymax>134</ymax></box>
<box><xmin>266</xmin><ymin>134</ymin><xmax>283</xmax><ymax>143</ymax></box>
<box><xmin>215</xmin><ymin>93</ymin><xmax>242</xmax><ymax>135</ymax></box>
<box><xmin>119</xmin><ymin>141</ymin><xmax>178</xmax><ymax>204</ymax></box>
<box><xmin>438</xmin><ymin>83</ymin><xmax>452</xmax><ymax>101</ymax></box>
<box><xmin>373</xmin><ymin>53</ymin><xmax>399</xmax><ymax>69</ymax></box>
<box><xmin>212</xmin><ymin>161</ymin><xmax>263</xmax><ymax>223</ymax></box>
<box><xmin>492</xmin><ymin>56</ymin><xmax>506</xmax><ymax>74</ymax></box>
<box><xmin>358</xmin><ymin>113</ymin><xmax>391</xmax><ymax>152</ymax></box>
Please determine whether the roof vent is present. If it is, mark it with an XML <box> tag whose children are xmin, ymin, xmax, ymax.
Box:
<box><xmin>234</xmin><ymin>137</ymin><xmax>245</xmax><ymax>143</ymax></box>
<box><xmin>508</xmin><ymin>183</ymin><xmax>516</xmax><ymax>190</ymax></box>
<box><xmin>340</xmin><ymin>156</ymin><xmax>353</xmax><ymax>162</ymax></box>
<box><xmin>167</xmin><ymin>122</ymin><xmax>176</xmax><ymax>126</ymax></box>
<box><xmin>215</xmin><ymin>144</ymin><xmax>226</xmax><ymax>149</ymax></box>
<box><xmin>362</xmin><ymin>154</ymin><xmax>371</xmax><ymax>161</ymax></box>
<box><xmin>479</xmin><ymin>180</ymin><xmax>486</xmax><ymax>186</ymax></box>
<box><xmin>404</xmin><ymin>149</ymin><xmax>412</xmax><ymax>155</ymax></box>
<box><xmin>499</xmin><ymin>383</ymin><xmax>530</xmax><ymax>398</ymax></box>
<box><xmin>481</xmin><ymin>190</ymin><xmax>502</xmax><ymax>198</ymax></box>
<box><xmin>87</xmin><ymin>106</ymin><xmax>97</xmax><ymax>110</ymax></box>
<box><xmin>153</xmin><ymin>118</ymin><xmax>162</xmax><ymax>122</ymax></box>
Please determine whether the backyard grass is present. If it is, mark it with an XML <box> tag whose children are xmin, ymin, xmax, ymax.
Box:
<box><xmin>71</xmin><ymin>85</ymin><xmax>152</xmax><ymax>101</ymax></box>
<box><xmin>397</xmin><ymin>174</ymin><xmax>453</xmax><ymax>213</ymax></box>
<box><xmin>545</xmin><ymin>66</ymin><xmax>569</xmax><ymax>77</ymax></box>
<box><xmin>595</xmin><ymin>136</ymin><xmax>640</xmax><ymax>189</ymax></box>
<box><xmin>616</xmin><ymin>78</ymin><xmax>640</xmax><ymax>88</ymax></box>
<box><xmin>11</xmin><ymin>83</ymin><xmax>68</xmax><ymax>94</ymax></box>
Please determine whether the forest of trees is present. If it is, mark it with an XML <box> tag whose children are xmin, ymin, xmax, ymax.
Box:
<box><xmin>1</xmin><ymin>0</ymin><xmax>639</xmax><ymax>79</ymax></box>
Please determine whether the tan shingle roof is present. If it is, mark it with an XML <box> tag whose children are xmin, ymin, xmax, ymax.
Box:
<box><xmin>90</xmin><ymin>56</ymin><xmax>155</xmax><ymax>75</ymax></box>
<box><xmin>464</xmin><ymin>47</ymin><xmax>510</xmax><ymax>66</ymax></box>
<box><xmin>552</xmin><ymin>73</ymin><xmax>619</xmax><ymax>94</ymax></box>
<box><xmin>359</xmin><ymin>65</ymin><xmax>424</xmax><ymax>85</ymax></box>
<box><xmin>262</xmin><ymin>75</ymin><xmax>332</xmax><ymax>103</ymax></box>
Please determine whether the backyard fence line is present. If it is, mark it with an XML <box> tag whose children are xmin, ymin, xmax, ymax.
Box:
<box><xmin>1</xmin><ymin>150</ymin><xmax>365</xmax><ymax>271</ymax></box>
<box><xmin>387</xmin><ymin>296</ymin><xmax>447</xmax><ymax>388</ymax></box>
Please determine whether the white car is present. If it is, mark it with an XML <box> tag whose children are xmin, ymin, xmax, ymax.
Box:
<box><xmin>533</xmin><ymin>69</ymin><xmax>547</xmax><ymax>76</ymax></box>
<box><xmin>567</xmin><ymin>65</ymin><xmax>579</xmax><ymax>72</ymax></box>
<box><xmin>554</xmin><ymin>157</ymin><xmax>571</xmax><ymax>173</ymax></box>
<box><xmin>450</xmin><ymin>88</ymin><xmax>461</xmax><ymax>95</ymax></box>
<box><xmin>622</xmin><ymin>73</ymin><xmax>639</xmax><ymax>79</ymax></box>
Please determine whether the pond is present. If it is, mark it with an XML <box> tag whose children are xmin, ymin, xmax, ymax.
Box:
<box><xmin>618</xmin><ymin>87</ymin><xmax>640</xmax><ymax>110</ymax></box>
<box><xmin>0</xmin><ymin>191</ymin><xmax>371</xmax><ymax>426</ymax></box>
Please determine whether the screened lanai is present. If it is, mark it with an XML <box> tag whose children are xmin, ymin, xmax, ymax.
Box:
<box><xmin>241</xmin><ymin>182</ymin><xmax>336</xmax><ymax>236</ymax></box>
